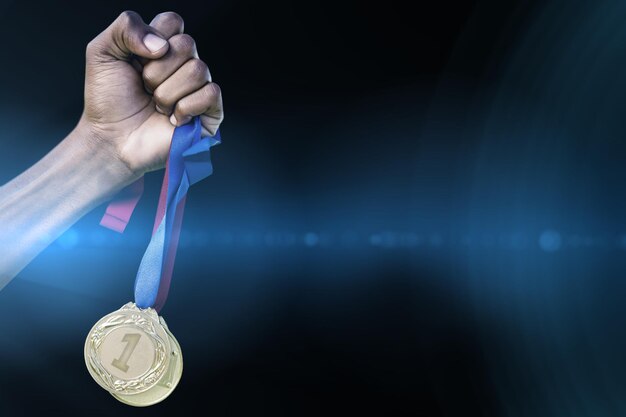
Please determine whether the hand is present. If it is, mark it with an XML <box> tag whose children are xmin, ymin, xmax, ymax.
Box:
<box><xmin>79</xmin><ymin>11</ymin><xmax>224</xmax><ymax>178</ymax></box>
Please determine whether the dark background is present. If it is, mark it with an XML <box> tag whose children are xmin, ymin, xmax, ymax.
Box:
<box><xmin>2</xmin><ymin>0</ymin><xmax>626</xmax><ymax>415</ymax></box>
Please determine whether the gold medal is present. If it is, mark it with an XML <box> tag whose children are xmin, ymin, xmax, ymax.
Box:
<box><xmin>84</xmin><ymin>302</ymin><xmax>183</xmax><ymax>406</ymax></box>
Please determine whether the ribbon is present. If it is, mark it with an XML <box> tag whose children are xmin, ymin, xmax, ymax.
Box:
<box><xmin>100</xmin><ymin>116</ymin><xmax>220</xmax><ymax>312</ymax></box>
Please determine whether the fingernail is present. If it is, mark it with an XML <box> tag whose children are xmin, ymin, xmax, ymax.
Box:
<box><xmin>144</xmin><ymin>33</ymin><xmax>167</xmax><ymax>53</ymax></box>
<box><xmin>170</xmin><ymin>114</ymin><xmax>178</xmax><ymax>126</ymax></box>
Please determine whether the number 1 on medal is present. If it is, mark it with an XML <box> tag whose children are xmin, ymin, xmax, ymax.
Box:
<box><xmin>112</xmin><ymin>333</ymin><xmax>141</xmax><ymax>373</ymax></box>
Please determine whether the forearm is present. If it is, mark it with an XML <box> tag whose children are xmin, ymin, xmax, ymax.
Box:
<box><xmin>0</xmin><ymin>123</ymin><xmax>133</xmax><ymax>289</ymax></box>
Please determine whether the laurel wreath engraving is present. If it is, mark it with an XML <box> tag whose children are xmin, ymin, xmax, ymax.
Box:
<box><xmin>86</xmin><ymin>306</ymin><xmax>169</xmax><ymax>395</ymax></box>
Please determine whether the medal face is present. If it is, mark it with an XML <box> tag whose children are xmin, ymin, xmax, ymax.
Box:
<box><xmin>111</xmin><ymin>324</ymin><xmax>183</xmax><ymax>406</ymax></box>
<box><xmin>84</xmin><ymin>303</ymin><xmax>175</xmax><ymax>398</ymax></box>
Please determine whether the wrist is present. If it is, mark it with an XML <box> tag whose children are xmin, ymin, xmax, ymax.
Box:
<box><xmin>67</xmin><ymin>119</ymin><xmax>140</xmax><ymax>202</ymax></box>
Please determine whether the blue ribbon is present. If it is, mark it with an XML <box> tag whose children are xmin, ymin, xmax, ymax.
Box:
<box><xmin>134</xmin><ymin>117</ymin><xmax>220</xmax><ymax>309</ymax></box>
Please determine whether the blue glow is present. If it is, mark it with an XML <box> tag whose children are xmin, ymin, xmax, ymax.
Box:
<box><xmin>89</xmin><ymin>230</ymin><xmax>107</xmax><ymax>246</ymax></box>
<box><xmin>304</xmin><ymin>232</ymin><xmax>319</xmax><ymax>247</ymax></box>
<box><xmin>539</xmin><ymin>230</ymin><xmax>562</xmax><ymax>252</ymax></box>
<box><xmin>57</xmin><ymin>228</ymin><xmax>79</xmax><ymax>249</ymax></box>
<box><xmin>369</xmin><ymin>234</ymin><xmax>381</xmax><ymax>246</ymax></box>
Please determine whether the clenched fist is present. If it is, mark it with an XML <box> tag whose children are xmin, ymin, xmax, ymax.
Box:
<box><xmin>0</xmin><ymin>10</ymin><xmax>225</xmax><ymax>289</ymax></box>
<box><xmin>80</xmin><ymin>11</ymin><xmax>224</xmax><ymax>177</ymax></box>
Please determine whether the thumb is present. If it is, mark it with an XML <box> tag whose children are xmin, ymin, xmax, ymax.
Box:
<box><xmin>88</xmin><ymin>11</ymin><xmax>169</xmax><ymax>61</ymax></box>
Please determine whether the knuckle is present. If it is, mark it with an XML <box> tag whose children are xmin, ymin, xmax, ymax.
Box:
<box><xmin>201</xmin><ymin>82</ymin><xmax>221</xmax><ymax>103</ymax></box>
<box><xmin>156</xmin><ymin>11</ymin><xmax>184</xmax><ymax>28</ymax></box>
<box><xmin>210</xmin><ymin>82</ymin><xmax>222</xmax><ymax>98</ymax></box>
<box><xmin>188</xmin><ymin>59</ymin><xmax>209</xmax><ymax>79</ymax></box>
<box><xmin>85</xmin><ymin>38</ymin><xmax>107</xmax><ymax>59</ymax></box>
<box><xmin>199</xmin><ymin>84</ymin><xmax>214</xmax><ymax>101</ymax></box>
<box><xmin>117</xmin><ymin>10</ymin><xmax>140</xmax><ymax>27</ymax></box>
<box><xmin>86</xmin><ymin>39</ymin><xmax>98</xmax><ymax>54</ymax></box>
<box><xmin>175</xmin><ymin>100</ymin><xmax>191</xmax><ymax>116</ymax></box>
<box><xmin>170</xmin><ymin>33</ymin><xmax>196</xmax><ymax>54</ymax></box>
<box><xmin>152</xmin><ymin>88</ymin><xmax>169</xmax><ymax>106</ymax></box>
